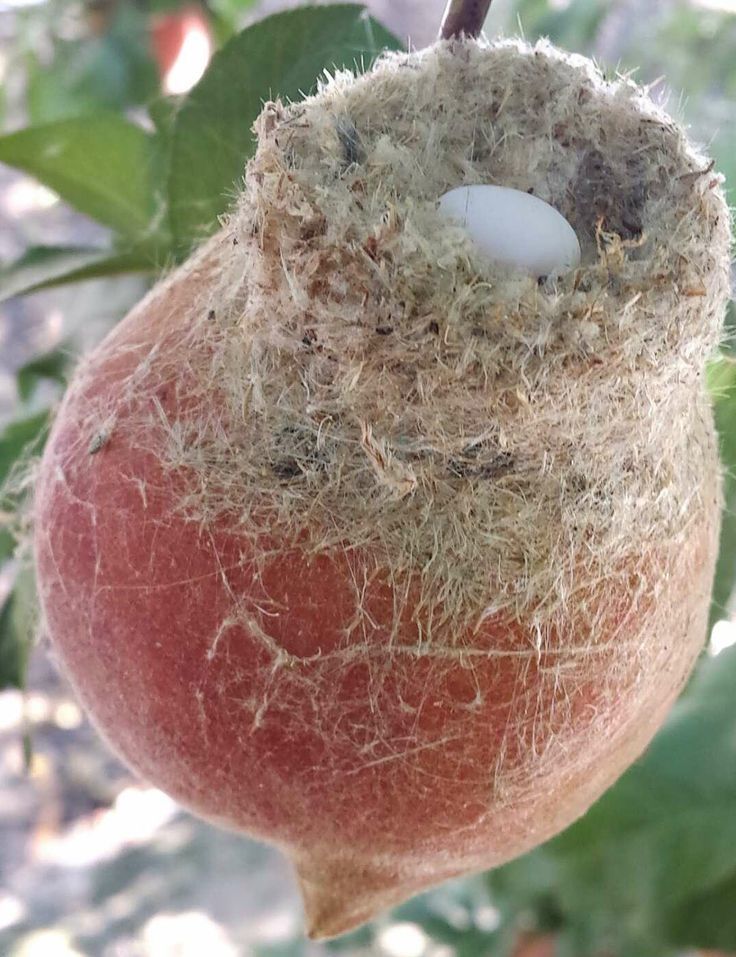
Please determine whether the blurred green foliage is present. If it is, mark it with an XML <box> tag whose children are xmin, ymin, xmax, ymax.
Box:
<box><xmin>489</xmin><ymin>642</ymin><xmax>736</xmax><ymax>956</ymax></box>
<box><xmin>167</xmin><ymin>5</ymin><xmax>401</xmax><ymax>249</ymax></box>
<box><xmin>12</xmin><ymin>1</ymin><xmax>159</xmax><ymax>122</ymax></box>
<box><xmin>1</xmin><ymin>2</ymin><xmax>735</xmax><ymax>954</ymax></box>
<box><xmin>709</xmin><ymin>358</ymin><xmax>736</xmax><ymax>625</ymax></box>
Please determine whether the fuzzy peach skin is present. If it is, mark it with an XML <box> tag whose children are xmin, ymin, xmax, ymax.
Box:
<box><xmin>34</xmin><ymin>234</ymin><xmax>719</xmax><ymax>939</ymax></box>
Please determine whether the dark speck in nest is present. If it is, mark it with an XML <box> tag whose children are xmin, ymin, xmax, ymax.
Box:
<box><xmin>271</xmin><ymin>458</ymin><xmax>304</xmax><ymax>480</ymax></box>
<box><xmin>575</xmin><ymin>149</ymin><xmax>645</xmax><ymax>242</ymax></box>
<box><xmin>336</xmin><ymin>116</ymin><xmax>366</xmax><ymax>168</ymax></box>
<box><xmin>448</xmin><ymin>450</ymin><xmax>515</xmax><ymax>480</ymax></box>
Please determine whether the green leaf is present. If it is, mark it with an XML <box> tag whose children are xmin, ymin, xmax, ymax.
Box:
<box><xmin>0</xmin><ymin>593</ymin><xmax>24</xmax><ymax>691</ymax></box>
<box><xmin>0</xmin><ymin>411</ymin><xmax>49</xmax><ymax>487</ymax></box>
<box><xmin>147</xmin><ymin>96</ymin><xmax>183</xmax><ymax>244</ymax></box>
<box><xmin>25</xmin><ymin>5</ymin><xmax>159</xmax><ymax>124</ymax></box>
<box><xmin>168</xmin><ymin>4</ymin><xmax>403</xmax><ymax>250</ymax></box>
<box><xmin>666</xmin><ymin>871</ymin><xmax>736</xmax><ymax>952</ymax></box>
<box><xmin>207</xmin><ymin>0</ymin><xmax>261</xmax><ymax>44</ymax></box>
<box><xmin>0</xmin><ymin>115</ymin><xmax>162</xmax><ymax>237</ymax></box>
<box><xmin>0</xmin><ymin>529</ymin><xmax>14</xmax><ymax>565</ymax></box>
<box><xmin>0</xmin><ymin>245</ymin><xmax>160</xmax><ymax>303</ymax></box>
<box><xmin>514</xmin><ymin>0</ymin><xmax>609</xmax><ymax>49</ymax></box>
<box><xmin>489</xmin><ymin>645</ymin><xmax>736</xmax><ymax>955</ymax></box>
<box><xmin>16</xmin><ymin>348</ymin><xmax>70</xmax><ymax>403</ymax></box>
<box><xmin>0</xmin><ymin>413</ymin><xmax>50</xmax><ymax>692</ymax></box>
<box><xmin>0</xmin><ymin>568</ymin><xmax>37</xmax><ymax>692</ymax></box>
<box><xmin>148</xmin><ymin>95</ymin><xmax>183</xmax><ymax>141</ymax></box>
<box><xmin>708</xmin><ymin>356</ymin><xmax>736</xmax><ymax>622</ymax></box>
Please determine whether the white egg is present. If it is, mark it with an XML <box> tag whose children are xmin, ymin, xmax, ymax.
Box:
<box><xmin>437</xmin><ymin>184</ymin><xmax>581</xmax><ymax>278</ymax></box>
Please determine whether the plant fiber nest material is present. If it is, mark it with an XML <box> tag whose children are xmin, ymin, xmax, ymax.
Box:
<box><xmin>35</xmin><ymin>38</ymin><xmax>732</xmax><ymax>937</ymax></box>
<box><xmin>215</xmin><ymin>36</ymin><xmax>730</xmax><ymax>619</ymax></box>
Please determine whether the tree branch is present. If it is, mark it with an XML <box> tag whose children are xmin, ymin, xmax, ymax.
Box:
<box><xmin>439</xmin><ymin>0</ymin><xmax>494</xmax><ymax>40</ymax></box>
